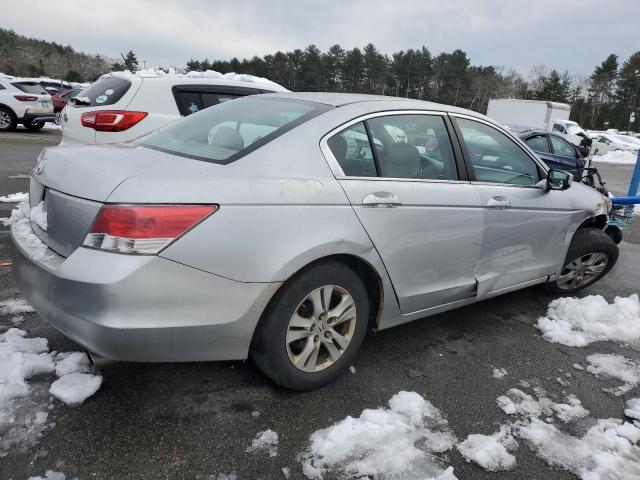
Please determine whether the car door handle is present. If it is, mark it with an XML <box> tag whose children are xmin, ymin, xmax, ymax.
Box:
<box><xmin>362</xmin><ymin>192</ymin><xmax>402</xmax><ymax>207</ymax></box>
<box><xmin>486</xmin><ymin>196</ymin><xmax>511</xmax><ymax>209</ymax></box>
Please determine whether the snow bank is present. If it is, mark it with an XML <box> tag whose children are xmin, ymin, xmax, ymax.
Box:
<box><xmin>300</xmin><ymin>391</ymin><xmax>457</xmax><ymax>480</ymax></box>
<box><xmin>492</xmin><ymin>368</ymin><xmax>508</xmax><ymax>379</ymax></box>
<box><xmin>109</xmin><ymin>68</ymin><xmax>285</xmax><ymax>90</ymax></box>
<box><xmin>246</xmin><ymin>429</ymin><xmax>279</xmax><ymax>458</ymax></box>
<box><xmin>593</xmin><ymin>150</ymin><xmax>638</xmax><ymax>165</ymax></box>
<box><xmin>54</xmin><ymin>352</ymin><xmax>92</xmax><ymax>377</ymax></box>
<box><xmin>518</xmin><ymin>417</ymin><xmax>640</xmax><ymax>479</ymax></box>
<box><xmin>49</xmin><ymin>372</ymin><xmax>103</xmax><ymax>406</ymax></box>
<box><xmin>0</xmin><ymin>192</ymin><xmax>28</xmax><ymax>203</ymax></box>
<box><xmin>536</xmin><ymin>295</ymin><xmax>640</xmax><ymax>347</ymax></box>
<box><xmin>625</xmin><ymin>398</ymin><xmax>640</xmax><ymax>420</ymax></box>
<box><xmin>586</xmin><ymin>353</ymin><xmax>640</xmax><ymax>396</ymax></box>
<box><xmin>457</xmin><ymin>425</ymin><xmax>517</xmax><ymax>471</ymax></box>
<box><xmin>0</xmin><ymin>298</ymin><xmax>34</xmax><ymax>315</ymax></box>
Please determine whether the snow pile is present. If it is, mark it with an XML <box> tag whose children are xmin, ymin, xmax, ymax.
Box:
<box><xmin>517</xmin><ymin>417</ymin><xmax>640</xmax><ymax>479</ymax></box>
<box><xmin>593</xmin><ymin>150</ymin><xmax>638</xmax><ymax>165</ymax></box>
<box><xmin>0</xmin><ymin>320</ymin><xmax>102</xmax><ymax>454</ymax></box>
<box><xmin>625</xmin><ymin>398</ymin><xmax>640</xmax><ymax>420</ymax></box>
<box><xmin>30</xmin><ymin>202</ymin><xmax>48</xmax><ymax>231</ymax></box>
<box><xmin>0</xmin><ymin>328</ymin><xmax>54</xmax><ymax>455</ymax></box>
<box><xmin>49</xmin><ymin>372</ymin><xmax>102</xmax><ymax>406</ymax></box>
<box><xmin>492</xmin><ymin>368</ymin><xmax>508</xmax><ymax>379</ymax></box>
<box><xmin>0</xmin><ymin>298</ymin><xmax>34</xmax><ymax>315</ymax></box>
<box><xmin>108</xmin><ymin>68</ymin><xmax>286</xmax><ymax>90</ymax></box>
<box><xmin>246</xmin><ymin>429</ymin><xmax>279</xmax><ymax>458</ymax></box>
<box><xmin>0</xmin><ymin>192</ymin><xmax>28</xmax><ymax>203</ymax></box>
<box><xmin>457</xmin><ymin>425</ymin><xmax>518</xmax><ymax>471</ymax></box>
<box><xmin>537</xmin><ymin>295</ymin><xmax>640</xmax><ymax>347</ymax></box>
<box><xmin>300</xmin><ymin>391</ymin><xmax>457</xmax><ymax>480</ymax></box>
<box><xmin>497</xmin><ymin>388</ymin><xmax>589</xmax><ymax>424</ymax></box>
<box><xmin>493</xmin><ymin>384</ymin><xmax>640</xmax><ymax>479</ymax></box>
<box><xmin>586</xmin><ymin>353</ymin><xmax>640</xmax><ymax>396</ymax></box>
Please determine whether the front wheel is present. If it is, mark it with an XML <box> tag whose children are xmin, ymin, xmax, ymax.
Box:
<box><xmin>543</xmin><ymin>228</ymin><xmax>618</xmax><ymax>293</ymax></box>
<box><xmin>251</xmin><ymin>261</ymin><xmax>369</xmax><ymax>390</ymax></box>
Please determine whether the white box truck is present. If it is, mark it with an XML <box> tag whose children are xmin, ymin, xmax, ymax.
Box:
<box><xmin>486</xmin><ymin>99</ymin><xmax>571</xmax><ymax>130</ymax></box>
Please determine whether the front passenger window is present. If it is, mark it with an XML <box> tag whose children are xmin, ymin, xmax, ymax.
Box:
<box><xmin>457</xmin><ymin>118</ymin><xmax>540</xmax><ymax>186</ymax></box>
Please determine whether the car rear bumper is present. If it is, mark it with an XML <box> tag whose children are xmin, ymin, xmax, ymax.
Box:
<box><xmin>21</xmin><ymin>112</ymin><xmax>56</xmax><ymax>124</ymax></box>
<box><xmin>11</xmin><ymin>223</ymin><xmax>281</xmax><ymax>362</ymax></box>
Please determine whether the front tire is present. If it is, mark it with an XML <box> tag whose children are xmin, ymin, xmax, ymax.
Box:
<box><xmin>544</xmin><ymin>228</ymin><xmax>618</xmax><ymax>293</ymax></box>
<box><xmin>251</xmin><ymin>261</ymin><xmax>369</xmax><ymax>390</ymax></box>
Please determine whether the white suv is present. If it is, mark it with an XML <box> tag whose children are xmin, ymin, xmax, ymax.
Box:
<box><xmin>60</xmin><ymin>70</ymin><xmax>288</xmax><ymax>145</ymax></box>
<box><xmin>0</xmin><ymin>77</ymin><xmax>55</xmax><ymax>131</ymax></box>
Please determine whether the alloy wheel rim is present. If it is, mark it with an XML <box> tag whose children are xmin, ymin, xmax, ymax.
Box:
<box><xmin>556</xmin><ymin>252</ymin><xmax>608</xmax><ymax>290</ymax></box>
<box><xmin>0</xmin><ymin>112</ymin><xmax>9</xmax><ymax>129</ymax></box>
<box><xmin>286</xmin><ymin>285</ymin><xmax>357</xmax><ymax>372</ymax></box>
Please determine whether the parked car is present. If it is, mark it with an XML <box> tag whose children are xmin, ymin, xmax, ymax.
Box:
<box><xmin>36</xmin><ymin>78</ymin><xmax>74</xmax><ymax>96</ymax></box>
<box><xmin>0</xmin><ymin>77</ymin><xmax>55</xmax><ymax>131</ymax></box>
<box><xmin>590</xmin><ymin>132</ymin><xmax>639</xmax><ymax>155</ymax></box>
<box><xmin>513</xmin><ymin>127</ymin><xmax>587</xmax><ymax>178</ymax></box>
<box><xmin>60</xmin><ymin>71</ymin><xmax>288</xmax><ymax>145</ymax></box>
<box><xmin>13</xmin><ymin>93</ymin><xmax>616</xmax><ymax>390</ymax></box>
<box><xmin>51</xmin><ymin>88</ymin><xmax>83</xmax><ymax>124</ymax></box>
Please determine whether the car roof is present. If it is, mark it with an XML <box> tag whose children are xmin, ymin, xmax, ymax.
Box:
<box><xmin>261</xmin><ymin>91</ymin><xmax>490</xmax><ymax>117</ymax></box>
<box><xmin>105</xmin><ymin>70</ymin><xmax>288</xmax><ymax>92</ymax></box>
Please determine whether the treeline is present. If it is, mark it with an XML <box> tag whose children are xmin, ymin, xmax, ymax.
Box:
<box><xmin>187</xmin><ymin>44</ymin><xmax>640</xmax><ymax>130</ymax></box>
<box><xmin>0</xmin><ymin>28</ymin><xmax>113</xmax><ymax>82</ymax></box>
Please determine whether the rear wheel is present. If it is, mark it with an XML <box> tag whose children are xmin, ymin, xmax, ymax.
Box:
<box><xmin>251</xmin><ymin>261</ymin><xmax>369</xmax><ymax>390</ymax></box>
<box><xmin>0</xmin><ymin>107</ymin><xmax>17</xmax><ymax>131</ymax></box>
<box><xmin>543</xmin><ymin>228</ymin><xmax>618</xmax><ymax>293</ymax></box>
<box><xmin>23</xmin><ymin>121</ymin><xmax>45</xmax><ymax>131</ymax></box>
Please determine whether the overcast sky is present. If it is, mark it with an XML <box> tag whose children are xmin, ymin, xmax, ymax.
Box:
<box><xmin>4</xmin><ymin>0</ymin><xmax>639</xmax><ymax>76</ymax></box>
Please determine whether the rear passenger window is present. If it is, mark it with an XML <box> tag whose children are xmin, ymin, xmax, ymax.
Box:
<box><xmin>327</xmin><ymin>122</ymin><xmax>377</xmax><ymax>177</ymax></box>
<box><xmin>174</xmin><ymin>90</ymin><xmax>244</xmax><ymax>116</ymax></box>
<box><xmin>367</xmin><ymin>114</ymin><xmax>457</xmax><ymax>180</ymax></box>
<box><xmin>457</xmin><ymin>118</ymin><xmax>540</xmax><ymax>186</ymax></box>
<box><xmin>12</xmin><ymin>82</ymin><xmax>48</xmax><ymax>95</ymax></box>
<box><xmin>525</xmin><ymin>135</ymin><xmax>550</xmax><ymax>153</ymax></box>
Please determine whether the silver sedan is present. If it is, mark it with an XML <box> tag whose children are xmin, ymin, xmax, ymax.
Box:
<box><xmin>12</xmin><ymin>93</ymin><xmax>617</xmax><ymax>390</ymax></box>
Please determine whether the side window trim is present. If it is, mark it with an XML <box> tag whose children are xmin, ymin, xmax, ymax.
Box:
<box><xmin>320</xmin><ymin>109</ymin><xmax>468</xmax><ymax>182</ymax></box>
<box><xmin>363</xmin><ymin>120</ymin><xmax>382</xmax><ymax>177</ymax></box>
<box><xmin>450</xmin><ymin>114</ymin><xmax>547</xmax><ymax>187</ymax></box>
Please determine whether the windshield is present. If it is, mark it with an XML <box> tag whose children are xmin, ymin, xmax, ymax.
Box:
<box><xmin>138</xmin><ymin>96</ymin><xmax>330</xmax><ymax>164</ymax></box>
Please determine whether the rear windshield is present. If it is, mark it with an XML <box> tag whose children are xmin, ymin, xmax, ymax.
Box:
<box><xmin>72</xmin><ymin>77</ymin><xmax>131</xmax><ymax>107</ymax></box>
<box><xmin>12</xmin><ymin>82</ymin><xmax>47</xmax><ymax>95</ymax></box>
<box><xmin>138</xmin><ymin>96</ymin><xmax>330</xmax><ymax>164</ymax></box>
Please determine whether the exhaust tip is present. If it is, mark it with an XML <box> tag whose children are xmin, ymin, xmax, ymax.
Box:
<box><xmin>86</xmin><ymin>350</ymin><xmax>116</xmax><ymax>368</ymax></box>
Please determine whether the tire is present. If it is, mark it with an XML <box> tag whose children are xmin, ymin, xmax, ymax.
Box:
<box><xmin>543</xmin><ymin>228</ymin><xmax>618</xmax><ymax>293</ymax></box>
<box><xmin>23</xmin><ymin>121</ymin><xmax>44</xmax><ymax>131</ymax></box>
<box><xmin>0</xmin><ymin>107</ymin><xmax>17</xmax><ymax>131</ymax></box>
<box><xmin>251</xmin><ymin>261</ymin><xmax>369</xmax><ymax>391</ymax></box>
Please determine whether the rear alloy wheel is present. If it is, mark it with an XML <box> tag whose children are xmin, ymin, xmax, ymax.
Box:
<box><xmin>251</xmin><ymin>261</ymin><xmax>369</xmax><ymax>390</ymax></box>
<box><xmin>544</xmin><ymin>228</ymin><xmax>618</xmax><ymax>293</ymax></box>
<box><xmin>0</xmin><ymin>108</ymin><xmax>17</xmax><ymax>131</ymax></box>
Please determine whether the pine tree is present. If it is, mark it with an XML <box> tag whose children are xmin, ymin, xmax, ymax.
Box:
<box><xmin>613</xmin><ymin>51</ymin><xmax>640</xmax><ymax>129</ymax></box>
<box><xmin>123</xmin><ymin>50</ymin><xmax>139</xmax><ymax>73</ymax></box>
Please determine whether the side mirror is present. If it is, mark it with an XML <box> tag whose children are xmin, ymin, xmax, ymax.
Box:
<box><xmin>540</xmin><ymin>169</ymin><xmax>573</xmax><ymax>192</ymax></box>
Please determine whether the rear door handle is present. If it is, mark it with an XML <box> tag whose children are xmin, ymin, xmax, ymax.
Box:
<box><xmin>362</xmin><ymin>191</ymin><xmax>402</xmax><ymax>207</ymax></box>
<box><xmin>486</xmin><ymin>195</ymin><xmax>511</xmax><ymax>209</ymax></box>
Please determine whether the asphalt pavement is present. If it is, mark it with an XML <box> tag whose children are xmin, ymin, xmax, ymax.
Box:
<box><xmin>1</xmin><ymin>128</ymin><xmax>639</xmax><ymax>480</ymax></box>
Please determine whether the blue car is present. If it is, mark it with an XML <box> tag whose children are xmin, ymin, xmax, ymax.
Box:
<box><xmin>512</xmin><ymin>127</ymin><xmax>587</xmax><ymax>179</ymax></box>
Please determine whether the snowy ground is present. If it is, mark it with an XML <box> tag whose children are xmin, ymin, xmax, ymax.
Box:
<box><xmin>592</xmin><ymin>150</ymin><xmax>639</xmax><ymax>165</ymax></box>
<box><xmin>1</xmin><ymin>128</ymin><xmax>640</xmax><ymax>479</ymax></box>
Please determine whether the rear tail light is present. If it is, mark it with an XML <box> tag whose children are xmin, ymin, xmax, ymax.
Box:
<box><xmin>14</xmin><ymin>95</ymin><xmax>38</xmax><ymax>101</ymax></box>
<box><xmin>80</xmin><ymin>110</ymin><xmax>148</xmax><ymax>132</ymax></box>
<box><xmin>83</xmin><ymin>204</ymin><xmax>217</xmax><ymax>254</ymax></box>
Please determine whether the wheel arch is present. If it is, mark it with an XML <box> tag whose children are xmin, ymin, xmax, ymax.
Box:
<box><xmin>576</xmin><ymin>214</ymin><xmax>608</xmax><ymax>231</ymax></box>
<box><xmin>0</xmin><ymin>103</ymin><xmax>17</xmax><ymax>116</ymax></box>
